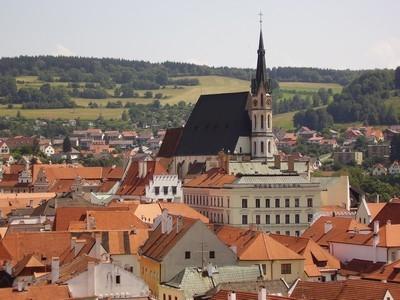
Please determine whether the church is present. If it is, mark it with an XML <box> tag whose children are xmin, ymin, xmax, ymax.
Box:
<box><xmin>158</xmin><ymin>28</ymin><xmax>279</xmax><ymax>178</ymax></box>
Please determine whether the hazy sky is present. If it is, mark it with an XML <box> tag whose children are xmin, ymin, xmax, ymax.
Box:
<box><xmin>1</xmin><ymin>0</ymin><xmax>399</xmax><ymax>69</ymax></box>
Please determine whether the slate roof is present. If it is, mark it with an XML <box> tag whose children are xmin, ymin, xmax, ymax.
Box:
<box><xmin>163</xmin><ymin>265</ymin><xmax>262</xmax><ymax>299</ymax></box>
<box><xmin>175</xmin><ymin>92</ymin><xmax>251</xmax><ymax>156</ymax></box>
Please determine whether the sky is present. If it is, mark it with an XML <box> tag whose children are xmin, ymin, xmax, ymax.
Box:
<box><xmin>0</xmin><ymin>0</ymin><xmax>399</xmax><ymax>70</ymax></box>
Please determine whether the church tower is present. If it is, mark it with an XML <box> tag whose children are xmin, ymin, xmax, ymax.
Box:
<box><xmin>250</xmin><ymin>22</ymin><xmax>277</xmax><ymax>161</ymax></box>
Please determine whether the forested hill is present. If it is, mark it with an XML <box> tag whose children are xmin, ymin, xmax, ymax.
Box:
<box><xmin>0</xmin><ymin>56</ymin><xmax>361</xmax><ymax>87</ymax></box>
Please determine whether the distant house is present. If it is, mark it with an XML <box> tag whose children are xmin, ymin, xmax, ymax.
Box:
<box><xmin>371</xmin><ymin>164</ymin><xmax>387</xmax><ymax>176</ymax></box>
<box><xmin>333</xmin><ymin>150</ymin><xmax>363</xmax><ymax>165</ymax></box>
<box><xmin>297</xmin><ymin>127</ymin><xmax>316</xmax><ymax>140</ymax></box>
<box><xmin>0</xmin><ymin>141</ymin><xmax>10</xmax><ymax>156</ymax></box>
<box><xmin>355</xmin><ymin>197</ymin><xmax>385</xmax><ymax>225</ymax></box>
<box><xmin>278</xmin><ymin>132</ymin><xmax>297</xmax><ymax>148</ymax></box>
<box><xmin>367</xmin><ymin>143</ymin><xmax>391</xmax><ymax>160</ymax></box>
<box><xmin>388</xmin><ymin>161</ymin><xmax>400</xmax><ymax>175</ymax></box>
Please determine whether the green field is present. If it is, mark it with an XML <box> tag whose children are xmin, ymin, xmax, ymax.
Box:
<box><xmin>4</xmin><ymin>75</ymin><xmax>344</xmax><ymax>124</ymax></box>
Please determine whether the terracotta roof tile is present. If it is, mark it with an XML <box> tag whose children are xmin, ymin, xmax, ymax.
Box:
<box><xmin>301</xmin><ymin>216</ymin><xmax>369</xmax><ymax>248</ymax></box>
<box><xmin>1</xmin><ymin>231</ymin><xmax>71</xmax><ymax>264</ymax></box>
<box><xmin>215</xmin><ymin>226</ymin><xmax>303</xmax><ymax>261</ymax></box>
<box><xmin>270</xmin><ymin>234</ymin><xmax>340</xmax><ymax>277</ymax></box>
<box><xmin>141</xmin><ymin>216</ymin><xmax>198</xmax><ymax>261</ymax></box>
<box><xmin>371</xmin><ymin>199</ymin><xmax>400</xmax><ymax>226</ymax></box>
<box><xmin>364</xmin><ymin>259</ymin><xmax>400</xmax><ymax>283</ymax></box>
<box><xmin>291</xmin><ymin>279</ymin><xmax>400</xmax><ymax>300</ymax></box>
<box><xmin>211</xmin><ymin>289</ymin><xmax>294</xmax><ymax>300</ymax></box>
<box><xmin>184</xmin><ymin>168</ymin><xmax>236</xmax><ymax>188</ymax></box>
<box><xmin>339</xmin><ymin>259</ymin><xmax>385</xmax><ymax>277</ymax></box>
<box><xmin>0</xmin><ymin>284</ymin><xmax>70</xmax><ymax>300</ymax></box>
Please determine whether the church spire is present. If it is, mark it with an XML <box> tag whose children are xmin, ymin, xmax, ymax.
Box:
<box><xmin>251</xmin><ymin>11</ymin><xmax>269</xmax><ymax>94</ymax></box>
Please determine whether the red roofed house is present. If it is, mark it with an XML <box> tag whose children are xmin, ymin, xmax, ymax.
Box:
<box><xmin>117</xmin><ymin>159</ymin><xmax>182</xmax><ymax>203</ymax></box>
<box><xmin>139</xmin><ymin>210</ymin><xmax>236</xmax><ymax>297</ymax></box>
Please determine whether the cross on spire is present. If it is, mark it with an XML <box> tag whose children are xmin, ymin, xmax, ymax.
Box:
<box><xmin>258</xmin><ymin>10</ymin><xmax>263</xmax><ymax>29</ymax></box>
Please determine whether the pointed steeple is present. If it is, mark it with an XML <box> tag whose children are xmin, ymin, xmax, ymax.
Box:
<box><xmin>251</xmin><ymin>12</ymin><xmax>270</xmax><ymax>95</ymax></box>
<box><xmin>255</xmin><ymin>29</ymin><xmax>267</xmax><ymax>91</ymax></box>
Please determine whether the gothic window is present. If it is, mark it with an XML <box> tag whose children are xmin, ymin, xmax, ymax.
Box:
<box><xmin>254</xmin><ymin>115</ymin><xmax>257</xmax><ymax>130</ymax></box>
<box><xmin>268</xmin><ymin>141</ymin><xmax>271</xmax><ymax>153</ymax></box>
<box><xmin>261</xmin><ymin>114</ymin><xmax>264</xmax><ymax>129</ymax></box>
<box><xmin>253</xmin><ymin>141</ymin><xmax>257</xmax><ymax>155</ymax></box>
<box><xmin>261</xmin><ymin>141</ymin><xmax>264</xmax><ymax>153</ymax></box>
<box><xmin>261</xmin><ymin>94</ymin><xmax>264</xmax><ymax>107</ymax></box>
<box><xmin>268</xmin><ymin>114</ymin><xmax>271</xmax><ymax>129</ymax></box>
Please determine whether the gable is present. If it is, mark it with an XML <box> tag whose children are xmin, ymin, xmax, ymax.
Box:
<box><xmin>175</xmin><ymin>92</ymin><xmax>251</xmax><ymax>156</ymax></box>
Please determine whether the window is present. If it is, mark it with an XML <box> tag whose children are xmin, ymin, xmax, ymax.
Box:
<box><xmin>295</xmin><ymin>198</ymin><xmax>299</xmax><ymax>208</ymax></box>
<box><xmin>308</xmin><ymin>214</ymin><xmax>313</xmax><ymax>223</ymax></box>
<box><xmin>253</xmin><ymin>141</ymin><xmax>257</xmax><ymax>155</ymax></box>
<box><xmin>275</xmin><ymin>198</ymin><xmax>280</xmax><ymax>208</ymax></box>
<box><xmin>268</xmin><ymin>114</ymin><xmax>271</xmax><ymax>129</ymax></box>
<box><xmin>266</xmin><ymin>214</ymin><xmax>270</xmax><ymax>224</ymax></box>
<box><xmin>268</xmin><ymin>141</ymin><xmax>271</xmax><ymax>153</ymax></box>
<box><xmin>285</xmin><ymin>231</ymin><xmax>290</xmax><ymax>236</ymax></box>
<box><xmin>285</xmin><ymin>198</ymin><xmax>290</xmax><ymax>208</ymax></box>
<box><xmin>116</xmin><ymin>275</ymin><xmax>121</xmax><ymax>284</ymax></box>
<box><xmin>242</xmin><ymin>215</ymin><xmax>248</xmax><ymax>225</ymax></box>
<box><xmin>266</xmin><ymin>198</ymin><xmax>270</xmax><ymax>208</ymax></box>
<box><xmin>285</xmin><ymin>214</ymin><xmax>290</xmax><ymax>224</ymax></box>
<box><xmin>209</xmin><ymin>251</ymin><xmax>215</xmax><ymax>259</ymax></box>
<box><xmin>168</xmin><ymin>296</ymin><xmax>171</xmax><ymax>300</ymax></box>
<box><xmin>154</xmin><ymin>186</ymin><xmax>160</xmax><ymax>195</ymax></box>
<box><xmin>281</xmin><ymin>263</ymin><xmax>292</xmax><ymax>274</ymax></box>
<box><xmin>172</xmin><ymin>186</ymin><xmax>177</xmax><ymax>195</ymax></box>
<box><xmin>307</xmin><ymin>198</ymin><xmax>313</xmax><ymax>207</ymax></box>
<box><xmin>255</xmin><ymin>198</ymin><xmax>260</xmax><ymax>208</ymax></box>
<box><xmin>295</xmin><ymin>214</ymin><xmax>300</xmax><ymax>224</ymax></box>
<box><xmin>295</xmin><ymin>230</ymin><xmax>300</xmax><ymax>237</ymax></box>
<box><xmin>260</xmin><ymin>141</ymin><xmax>264</xmax><ymax>153</ymax></box>
<box><xmin>275</xmin><ymin>215</ymin><xmax>280</xmax><ymax>224</ymax></box>
<box><xmin>261</xmin><ymin>263</ymin><xmax>267</xmax><ymax>275</ymax></box>
<box><xmin>163</xmin><ymin>186</ymin><xmax>168</xmax><ymax>195</ymax></box>
<box><xmin>242</xmin><ymin>199</ymin><xmax>248</xmax><ymax>208</ymax></box>
<box><xmin>256</xmin><ymin>215</ymin><xmax>261</xmax><ymax>224</ymax></box>
<box><xmin>185</xmin><ymin>251</ymin><xmax>191</xmax><ymax>259</ymax></box>
<box><xmin>163</xmin><ymin>294</ymin><xmax>166</xmax><ymax>300</ymax></box>
<box><xmin>261</xmin><ymin>114</ymin><xmax>264</xmax><ymax>129</ymax></box>
<box><xmin>276</xmin><ymin>231</ymin><xmax>280</xmax><ymax>234</ymax></box>
<box><xmin>254</xmin><ymin>115</ymin><xmax>257</xmax><ymax>130</ymax></box>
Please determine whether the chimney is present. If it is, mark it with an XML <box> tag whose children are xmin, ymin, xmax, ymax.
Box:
<box><xmin>138</xmin><ymin>160</ymin><xmax>147</xmax><ymax>178</ymax></box>
<box><xmin>274</xmin><ymin>154</ymin><xmax>281</xmax><ymax>169</ymax></box>
<box><xmin>71</xmin><ymin>236</ymin><xmax>77</xmax><ymax>248</ymax></box>
<box><xmin>17</xmin><ymin>281</ymin><xmax>24</xmax><ymax>292</ymax></box>
<box><xmin>51</xmin><ymin>257</ymin><xmax>60</xmax><ymax>284</ymax></box>
<box><xmin>324</xmin><ymin>221</ymin><xmax>333</xmax><ymax>234</ymax></box>
<box><xmin>176</xmin><ymin>215</ymin><xmax>183</xmax><ymax>233</ymax></box>
<box><xmin>5</xmin><ymin>260</ymin><xmax>12</xmax><ymax>275</ymax></box>
<box><xmin>373</xmin><ymin>220</ymin><xmax>380</xmax><ymax>263</ymax></box>
<box><xmin>94</xmin><ymin>233</ymin><xmax>102</xmax><ymax>259</ymax></box>
<box><xmin>87</xmin><ymin>261</ymin><xmax>95</xmax><ymax>296</ymax></box>
<box><xmin>228</xmin><ymin>291</ymin><xmax>236</xmax><ymax>300</ymax></box>
<box><xmin>288</xmin><ymin>155</ymin><xmax>295</xmax><ymax>172</ymax></box>
<box><xmin>87</xmin><ymin>214</ymin><xmax>96</xmax><ymax>230</ymax></box>
<box><xmin>258</xmin><ymin>287</ymin><xmax>267</xmax><ymax>300</ymax></box>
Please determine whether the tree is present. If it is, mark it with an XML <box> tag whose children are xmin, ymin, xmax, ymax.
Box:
<box><xmin>395</xmin><ymin>66</ymin><xmax>400</xmax><ymax>90</ymax></box>
<box><xmin>121</xmin><ymin>110</ymin><xmax>128</xmax><ymax>121</ymax></box>
<box><xmin>63</xmin><ymin>136</ymin><xmax>72</xmax><ymax>153</ymax></box>
<box><xmin>390</xmin><ymin>134</ymin><xmax>400</xmax><ymax>162</ymax></box>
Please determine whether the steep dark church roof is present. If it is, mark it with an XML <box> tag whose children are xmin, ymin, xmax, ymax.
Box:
<box><xmin>251</xmin><ymin>30</ymin><xmax>270</xmax><ymax>94</ymax></box>
<box><xmin>157</xmin><ymin>127</ymin><xmax>183</xmax><ymax>158</ymax></box>
<box><xmin>174</xmin><ymin>91</ymin><xmax>251</xmax><ymax>156</ymax></box>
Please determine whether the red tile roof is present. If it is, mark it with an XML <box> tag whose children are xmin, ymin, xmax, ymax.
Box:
<box><xmin>215</xmin><ymin>226</ymin><xmax>303</xmax><ymax>261</ymax></box>
<box><xmin>371</xmin><ymin>198</ymin><xmax>400</xmax><ymax>226</ymax></box>
<box><xmin>211</xmin><ymin>290</ymin><xmax>294</xmax><ymax>300</ymax></box>
<box><xmin>364</xmin><ymin>259</ymin><xmax>400</xmax><ymax>283</ymax></box>
<box><xmin>0</xmin><ymin>284</ymin><xmax>70</xmax><ymax>300</ymax></box>
<box><xmin>301</xmin><ymin>216</ymin><xmax>369</xmax><ymax>248</ymax></box>
<box><xmin>290</xmin><ymin>279</ymin><xmax>400</xmax><ymax>300</ymax></box>
<box><xmin>117</xmin><ymin>160</ymin><xmax>168</xmax><ymax>196</ymax></box>
<box><xmin>53</xmin><ymin>206</ymin><xmax>129</xmax><ymax>231</ymax></box>
<box><xmin>141</xmin><ymin>216</ymin><xmax>198</xmax><ymax>261</ymax></box>
<box><xmin>184</xmin><ymin>168</ymin><xmax>236</xmax><ymax>188</ymax></box>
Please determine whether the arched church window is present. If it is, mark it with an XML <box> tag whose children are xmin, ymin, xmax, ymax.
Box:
<box><xmin>268</xmin><ymin>114</ymin><xmax>271</xmax><ymax>129</ymax></box>
<box><xmin>261</xmin><ymin>114</ymin><xmax>264</xmax><ymax>129</ymax></box>
<box><xmin>253</xmin><ymin>141</ymin><xmax>257</xmax><ymax>155</ymax></box>
<box><xmin>268</xmin><ymin>141</ymin><xmax>271</xmax><ymax>153</ymax></box>
<box><xmin>261</xmin><ymin>141</ymin><xmax>264</xmax><ymax>153</ymax></box>
<box><xmin>261</xmin><ymin>94</ymin><xmax>264</xmax><ymax>107</ymax></box>
<box><xmin>254</xmin><ymin>115</ymin><xmax>257</xmax><ymax>130</ymax></box>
